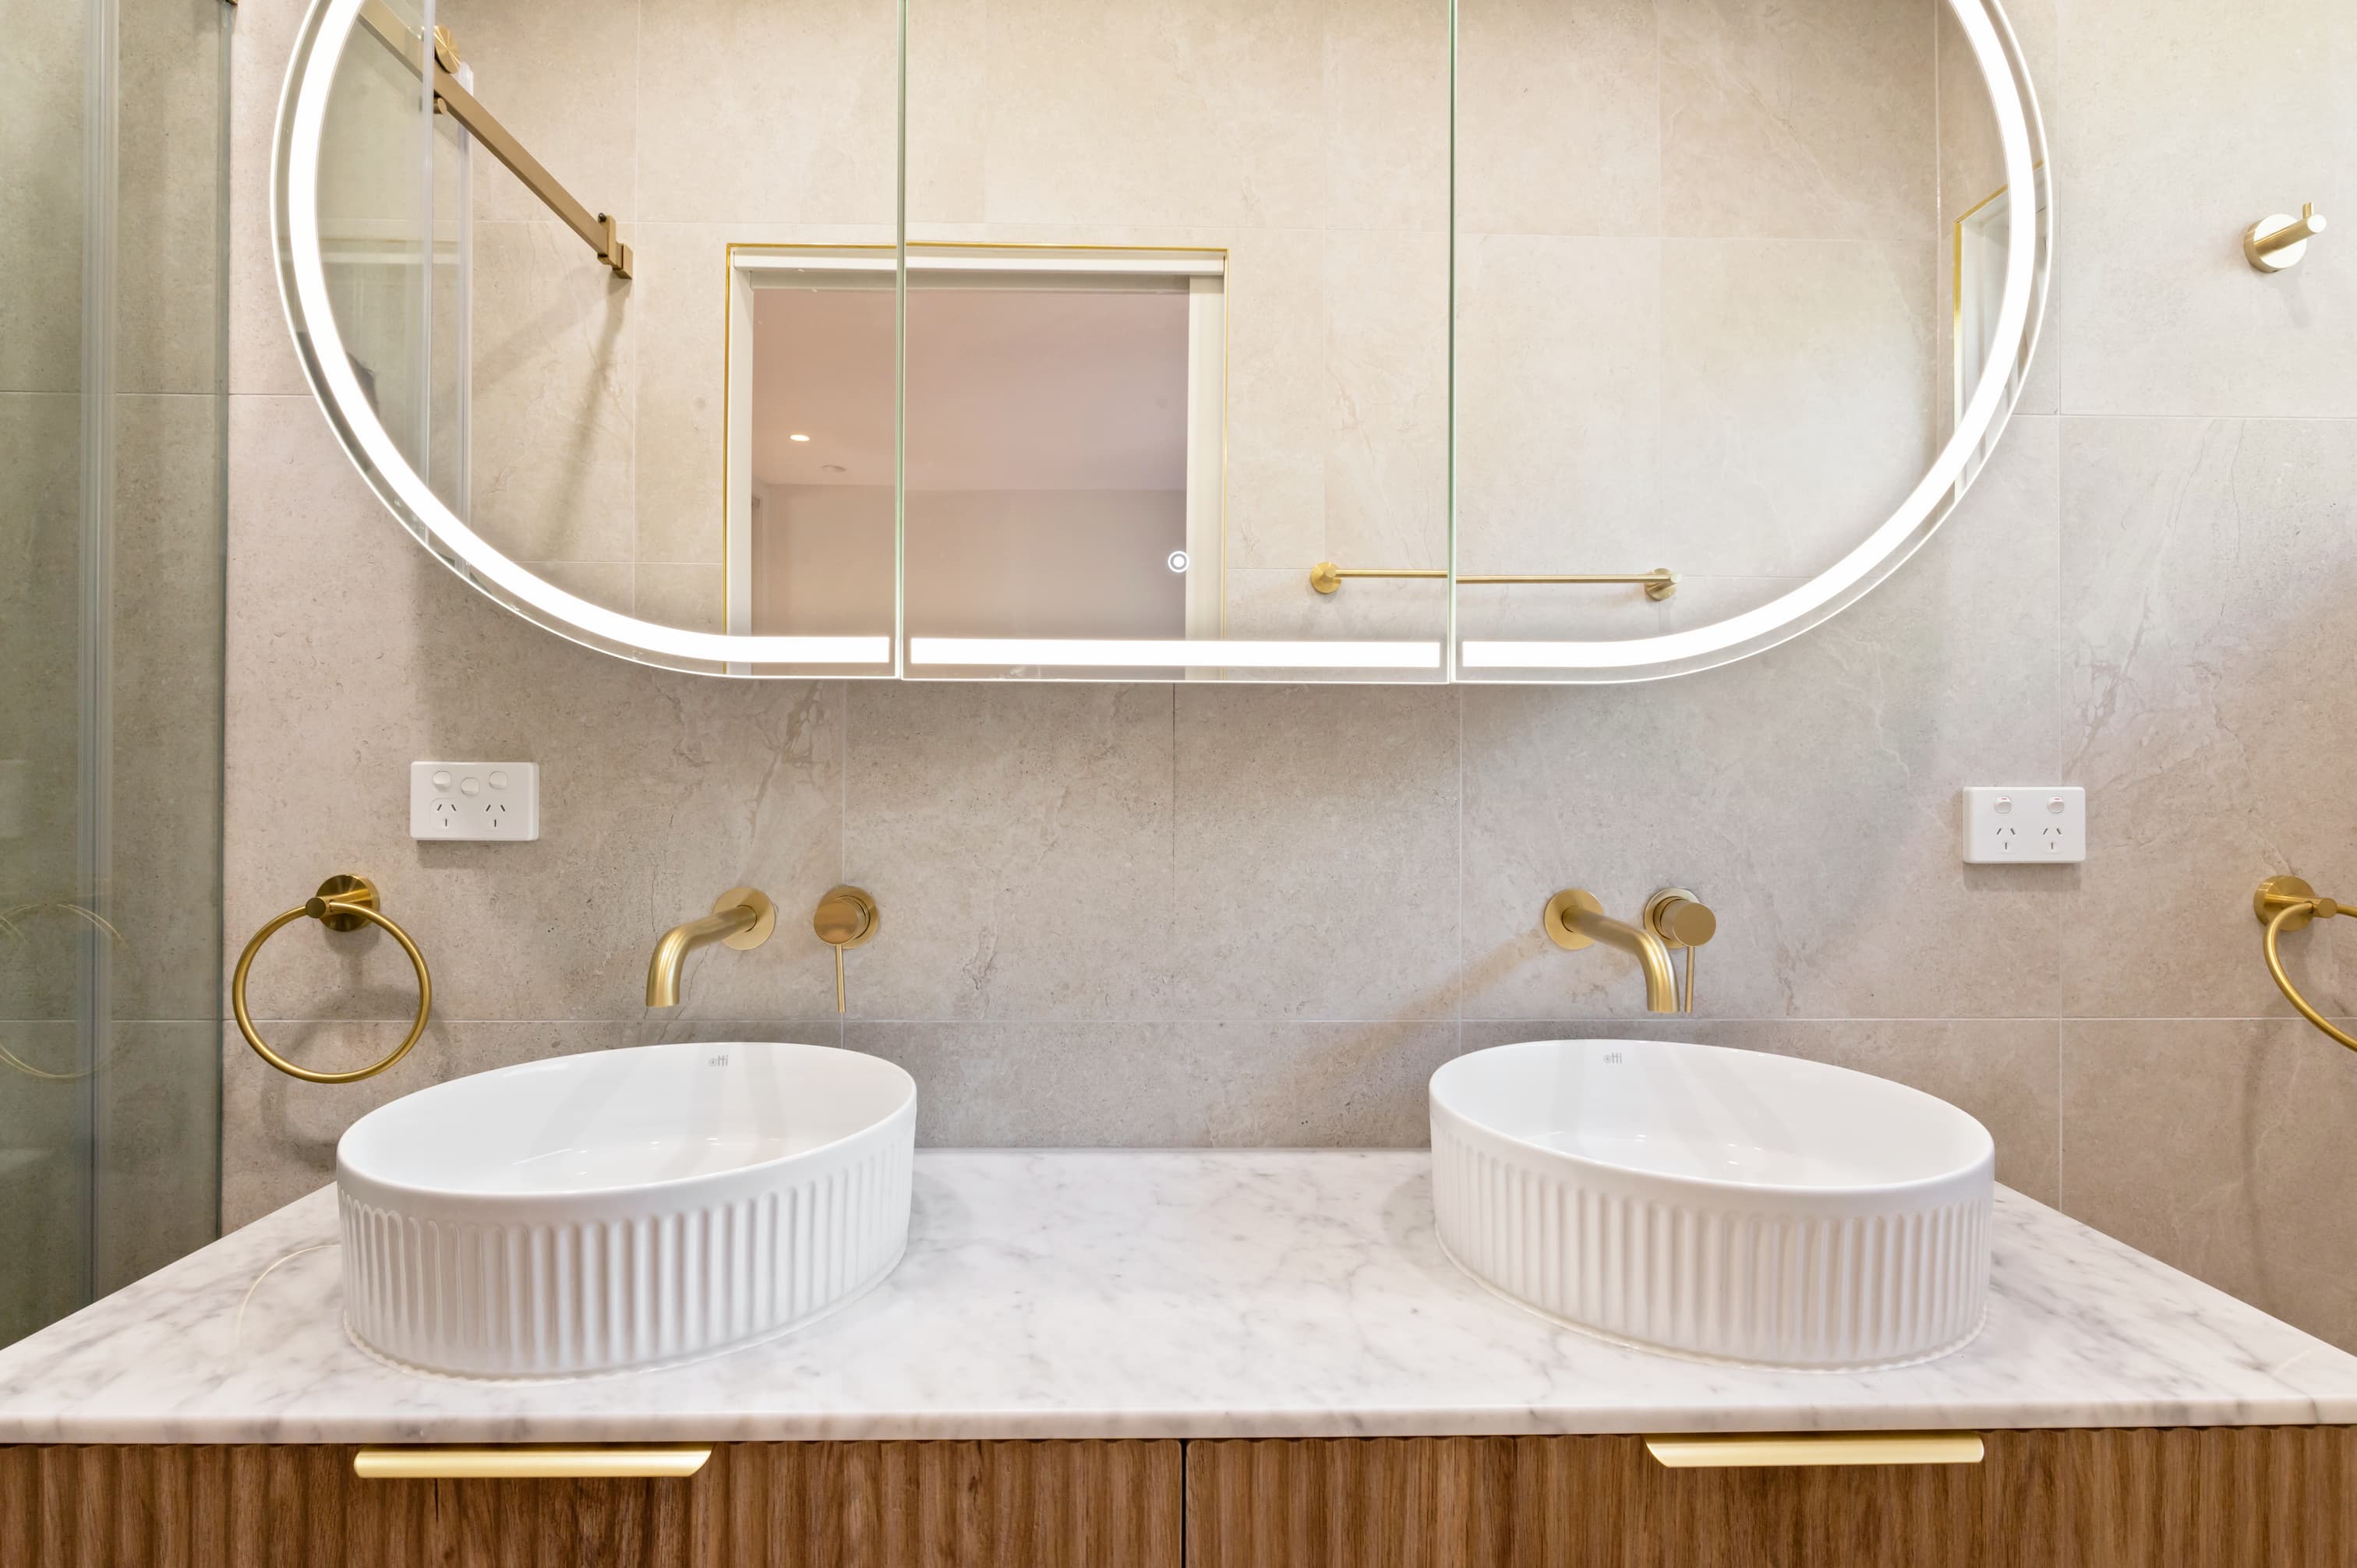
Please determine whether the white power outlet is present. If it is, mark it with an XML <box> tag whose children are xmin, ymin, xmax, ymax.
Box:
<box><xmin>411</xmin><ymin>761</ymin><xmax>539</xmax><ymax>841</ymax></box>
<box><xmin>1961</xmin><ymin>786</ymin><xmax>2083</xmax><ymax>863</ymax></box>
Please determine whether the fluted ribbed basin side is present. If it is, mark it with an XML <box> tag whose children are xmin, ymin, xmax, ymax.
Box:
<box><xmin>1430</xmin><ymin>1039</ymin><xmax>1993</xmax><ymax>1370</ymax></box>
<box><xmin>337</xmin><ymin>1040</ymin><xmax>914</xmax><ymax>1377</ymax></box>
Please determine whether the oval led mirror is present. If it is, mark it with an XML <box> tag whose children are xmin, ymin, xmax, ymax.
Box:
<box><xmin>274</xmin><ymin>0</ymin><xmax>2044</xmax><ymax>684</ymax></box>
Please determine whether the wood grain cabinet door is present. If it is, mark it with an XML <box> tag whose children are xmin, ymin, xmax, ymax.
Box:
<box><xmin>0</xmin><ymin>1439</ymin><xmax>1183</xmax><ymax>1568</ymax></box>
<box><xmin>1184</xmin><ymin>1430</ymin><xmax>2356</xmax><ymax>1568</ymax></box>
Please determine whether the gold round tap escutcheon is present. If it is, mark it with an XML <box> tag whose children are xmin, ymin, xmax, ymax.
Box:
<box><xmin>814</xmin><ymin>885</ymin><xmax>880</xmax><ymax>948</ymax></box>
<box><xmin>2254</xmin><ymin>874</ymin><xmax>2324</xmax><ymax>932</ymax></box>
<box><xmin>1645</xmin><ymin>886</ymin><xmax>1717</xmax><ymax>948</ymax></box>
<box><xmin>714</xmin><ymin>885</ymin><xmax>777</xmax><ymax>950</ymax></box>
<box><xmin>1544</xmin><ymin>888</ymin><xmax>1604</xmax><ymax>951</ymax></box>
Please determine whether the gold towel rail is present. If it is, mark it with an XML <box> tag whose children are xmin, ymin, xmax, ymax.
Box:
<box><xmin>355</xmin><ymin>0</ymin><xmax>631</xmax><ymax>276</ymax></box>
<box><xmin>2254</xmin><ymin>875</ymin><xmax>2356</xmax><ymax>1053</ymax></box>
<box><xmin>232</xmin><ymin>874</ymin><xmax>433</xmax><ymax>1084</ymax></box>
<box><xmin>1309</xmin><ymin>563</ymin><xmax>1678</xmax><ymax>600</ymax></box>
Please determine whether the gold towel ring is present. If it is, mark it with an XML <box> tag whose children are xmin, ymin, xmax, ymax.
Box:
<box><xmin>232</xmin><ymin>874</ymin><xmax>433</xmax><ymax>1084</ymax></box>
<box><xmin>2254</xmin><ymin>875</ymin><xmax>2357</xmax><ymax>1054</ymax></box>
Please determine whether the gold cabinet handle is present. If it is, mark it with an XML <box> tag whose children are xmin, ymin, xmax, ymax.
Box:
<box><xmin>354</xmin><ymin>1446</ymin><xmax>711</xmax><ymax>1480</ymax></box>
<box><xmin>231</xmin><ymin>874</ymin><xmax>433</xmax><ymax>1084</ymax></box>
<box><xmin>1645</xmin><ymin>1433</ymin><xmax>1985</xmax><ymax>1469</ymax></box>
<box><xmin>2254</xmin><ymin>875</ymin><xmax>2357</xmax><ymax>1052</ymax></box>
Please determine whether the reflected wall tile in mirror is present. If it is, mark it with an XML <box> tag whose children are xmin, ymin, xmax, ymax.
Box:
<box><xmin>436</xmin><ymin>0</ymin><xmax>638</xmax><ymax>225</ymax></box>
<box><xmin>634</xmin><ymin>563</ymin><xmax>726</xmax><ymax>635</ymax></box>
<box><xmin>467</xmin><ymin>221</ymin><xmax>637</xmax><ymax>566</ymax></box>
<box><xmin>228</xmin><ymin>396</ymin><xmax>847</xmax><ymax>1023</ymax></box>
<box><xmin>1453</xmin><ymin>234</ymin><xmax>1659</xmax><ymax>574</ymax></box>
<box><xmin>1460</xmin><ymin>417</ymin><xmax>2062</xmax><ymax>1021</ymax></box>
<box><xmin>637</xmin><ymin>0</ymin><xmax>900</xmax><ymax>226</ymax></box>
<box><xmin>1455</xmin><ymin>0</ymin><xmax>1659</xmax><ymax>238</ymax></box>
<box><xmin>2062</xmin><ymin>1019</ymin><xmax>2357</xmax><ymax>1354</ymax></box>
<box><xmin>1220</xmin><ymin>225</ymin><xmax>1333</xmax><ymax>572</ymax></box>
<box><xmin>1171</xmin><ymin>684</ymin><xmax>1458</xmax><ymax>1021</ymax></box>
<box><xmin>1659</xmin><ymin>0</ymin><xmax>1935</xmax><ymax>242</ymax></box>
<box><xmin>1452</xmin><ymin>575</ymin><xmax>1805</xmax><ymax>652</ymax></box>
<box><xmin>971</xmin><ymin>0</ymin><xmax>1327</xmax><ymax>229</ymax></box>
<box><xmin>1320</xmin><ymin>0</ymin><xmax>1451</xmax><ymax>233</ymax></box>
<box><xmin>1222</xmin><ymin>570</ymin><xmax>1448</xmax><ymax>678</ymax></box>
<box><xmin>843</xmin><ymin>683</ymin><xmax>1178</xmax><ymax>1022</ymax></box>
<box><xmin>516</xmin><ymin>560</ymin><xmax>636</xmax><ymax>620</ymax></box>
<box><xmin>846</xmin><ymin>1020</ymin><xmax>1461</xmax><ymax>1147</ymax></box>
<box><xmin>2061</xmin><ymin>417</ymin><xmax>2357</xmax><ymax>1019</ymax></box>
<box><xmin>1320</xmin><ymin>228</ymin><xmax>1449</xmax><ymax>572</ymax></box>
<box><xmin>1659</xmin><ymin>238</ymin><xmax>1937</xmax><ymax>578</ymax></box>
<box><xmin>2047</xmin><ymin>0</ymin><xmax>2357</xmax><ymax>416</ymax></box>
<box><xmin>1461</xmin><ymin>1019</ymin><xmax>2060</xmax><ymax>1204</ymax></box>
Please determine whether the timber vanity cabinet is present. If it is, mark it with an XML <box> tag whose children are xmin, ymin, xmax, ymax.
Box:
<box><xmin>5</xmin><ymin>1430</ymin><xmax>2354</xmax><ymax>1567</ymax></box>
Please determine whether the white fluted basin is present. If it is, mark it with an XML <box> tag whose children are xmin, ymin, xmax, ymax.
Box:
<box><xmin>1430</xmin><ymin>1039</ymin><xmax>1994</xmax><ymax>1369</ymax></box>
<box><xmin>337</xmin><ymin>1040</ymin><xmax>914</xmax><ymax>1377</ymax></box>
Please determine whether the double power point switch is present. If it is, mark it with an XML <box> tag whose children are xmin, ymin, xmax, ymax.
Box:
<box><xmin>410</xmin><ymin>761</ymin><xmax>540</xmax><ymax>841</ymax></box>
<box><xmin>1960</xmin><ymin>786</ymin><xmax>2084</xmax><ymax>863</ymax></box>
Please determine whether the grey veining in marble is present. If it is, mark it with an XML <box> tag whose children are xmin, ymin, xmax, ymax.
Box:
<box><xmin>3</xmin><ymin>1151</ymin><xmax>2353</xmax><ymax>1443</ymax></box>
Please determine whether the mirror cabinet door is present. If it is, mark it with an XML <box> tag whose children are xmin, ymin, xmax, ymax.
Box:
<box><xmin>1451</xmin><ymin>0</ymin><xmax>2044</xmax><ymax>683</ymax></box>
<box><xmin>899</xmin><ymin>0</ymin><xmax>1454</xmax><ymax>682</ymax></box>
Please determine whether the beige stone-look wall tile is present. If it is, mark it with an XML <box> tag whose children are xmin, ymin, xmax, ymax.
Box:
<box><xmin>2062</xmin><ymin>417</ymin><xmax>2357</xmax><ymax>1019</ymax></box>
<box><xmin>437</xmin><ymin>0</ymin><xmax>638</xmax><ymax>224</ymax></box>
<box><xmin>843</xmin><ymin>682</ymin><xmax>1178</xmax><ymax>1021</ymax></box>
<box><xmin>1661</xmin><ymin>238</ymin><xmax>1938</xmax><ymax>579</ymax></box>
<box><xmin>1461</xmin><ymin>1018</ymin><xmax>2061</xmax><ymax>1203</ymax></box>
<box><xmin>116</xmin><ymin>0</ymin><xmax>225</xmax><ymax>397</ymax></box>
<box><xmin>1659</xmin><ymin>0</ymin><xmax>1936</xmax><ymax>242</ymax></box>
<box><xmin>468</xmin><ymin>221</ymin><xmax>637</xmax><ymax>564</ymax></box>
<box><xmin>0</xmin><ymin>393</ymin><xmax>85</xmax><ymax>1024</ymax></box>
<box><xmin>1171</xmin><ymin>684</ymin><xmax>1458</xmax><ymax>1020</ymax></box>
<box><xmin>1453</xmin><ymin>235</ymin><xmax>1659</xmax><ymax>576</ymax></box>
<box><xmin>110</xmin><ymin>394</ymin><xmax>225</xmax><ymax>1023</ymax></box>
<box><xmin>846</xmin><ymin>1019</ymin><xmax>1460</xmax><ymax>1147</ymax></box>
<box><xmin>2044</xmin><ymin>0</ymin><xmax>2357</xmax><ymax>416</ymax></box>
<box><xmin>95</xmin><ymin>1020</ymin><xmax>218</xmax><ymax>1294</ymax></box>
<box><xmin>227</xmin><ymin>0</ymin><xmax>311</xmax><ymax>397</ymax></box>
<box><xmin>228</xmin><ymin>395</ymin><xmax>847</xmax><ymax>1024</ymax></box>
<box><xmin>0</xmin><ymin>1025</ymin><xmax>88</xmax><ymax>1344</ymax></box>
<box><xmin>1461</xmin><ymin>417</ymin><xmax>2063</xmax><ymax>1022</ymax></box>
<box><xmin>637</xmin><ymin>0</ymin><xmax>899</xmax><ymax>226</ymax></box>
<box><xmin>2062</xmin><ymin>1019</ymin><xmax>2357</xmax><ymax>1353</ymax></box>
<box><xmin>0</xmin><ymin>0</ymin><xmax>84</xmax><ymax>395</ymax></box>
<box><xmin>1456</xmin><ymin>0</ymin><xmax>1659</xmax><ymax>238</ymax></box>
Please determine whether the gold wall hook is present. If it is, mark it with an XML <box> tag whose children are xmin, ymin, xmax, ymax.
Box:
<box><xmin>2253</xmin><ymin>874</ymin><xmax>2356</xmax><ymax>1052</ymax></box>
<box><xmin>2246</xmin><ymin>203</ymin><xmax>2327</xmax><ymax>271</ymax></box>
<box><xmin>813</xmin><ymin>885</ymin><xmax>880</xmax><ymax>1013</ymax></box>
<box><xmin>232</xmin><ymin>874</ymin><xmax>434</xmax><ymax>1084</ymax></box>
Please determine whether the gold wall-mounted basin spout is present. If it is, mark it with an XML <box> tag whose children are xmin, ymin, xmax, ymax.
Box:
<box><xmin>1544</xmin><ymin>886</ymin><xmax>1717</xmax><ymax>1015</ymax></box>
<box><xmin>646</xmin><ymin>886</ymin><xmax>775</xmax><ymax>1007</ymax></box>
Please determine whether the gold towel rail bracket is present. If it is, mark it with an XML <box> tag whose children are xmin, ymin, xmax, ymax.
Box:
<box><xmin>231</xmin><ymin>874</ymin><xmax>433</xmax><ymax>1084</ymax></box>
<box><xmin>1310</xmin><ymin>563</ymin><xmax>1678</xmax><ymax>600</ymax></box>
<box><xmin>2253</xmin><ymin>874</ymin><xmax>2356</xmax><ymax>1052</ymax></box>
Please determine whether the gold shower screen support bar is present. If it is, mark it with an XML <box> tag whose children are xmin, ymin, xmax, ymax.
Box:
<box><xmin>355</xmin><ymin>0</ymin><xmax>631</xmax><ymax>277</ymax></box>
<box><xmin>1309</xmin><ymin>563</ymin><xmax>1679</xmax><ymax>600</ymax></box>
<box><xmin>2253</xmin><ymin>875</ymin><xmax>2357</xmax><ymax>1052</ymax></box>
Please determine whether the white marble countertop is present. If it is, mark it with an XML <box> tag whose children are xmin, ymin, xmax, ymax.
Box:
<box><xmin>4</xmin><ymin>1150</ymin><xmax>2355</xmax><ymax>1443</ymax></box>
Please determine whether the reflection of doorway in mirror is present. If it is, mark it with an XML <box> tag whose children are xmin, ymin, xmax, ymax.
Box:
<box><xmin>723</xmin><ymin>246</ymin><xmax>1228</xmax><ymax>663</ymax></box>
<box><xmin>1953</xmin><ymin>167</ymin><xmax>2048</xmax><ymax>490</ymax></box>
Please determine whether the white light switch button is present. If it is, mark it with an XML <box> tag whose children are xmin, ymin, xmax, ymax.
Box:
<box><xmin>1961</xmin><ymin>786</ymin><xmax>2083</xmax><ymax>863</ymax></box>
<box><xmin>412</xmin><ymin>761</ymin><xmax>539</xmax><ymax>841</ymax></box>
